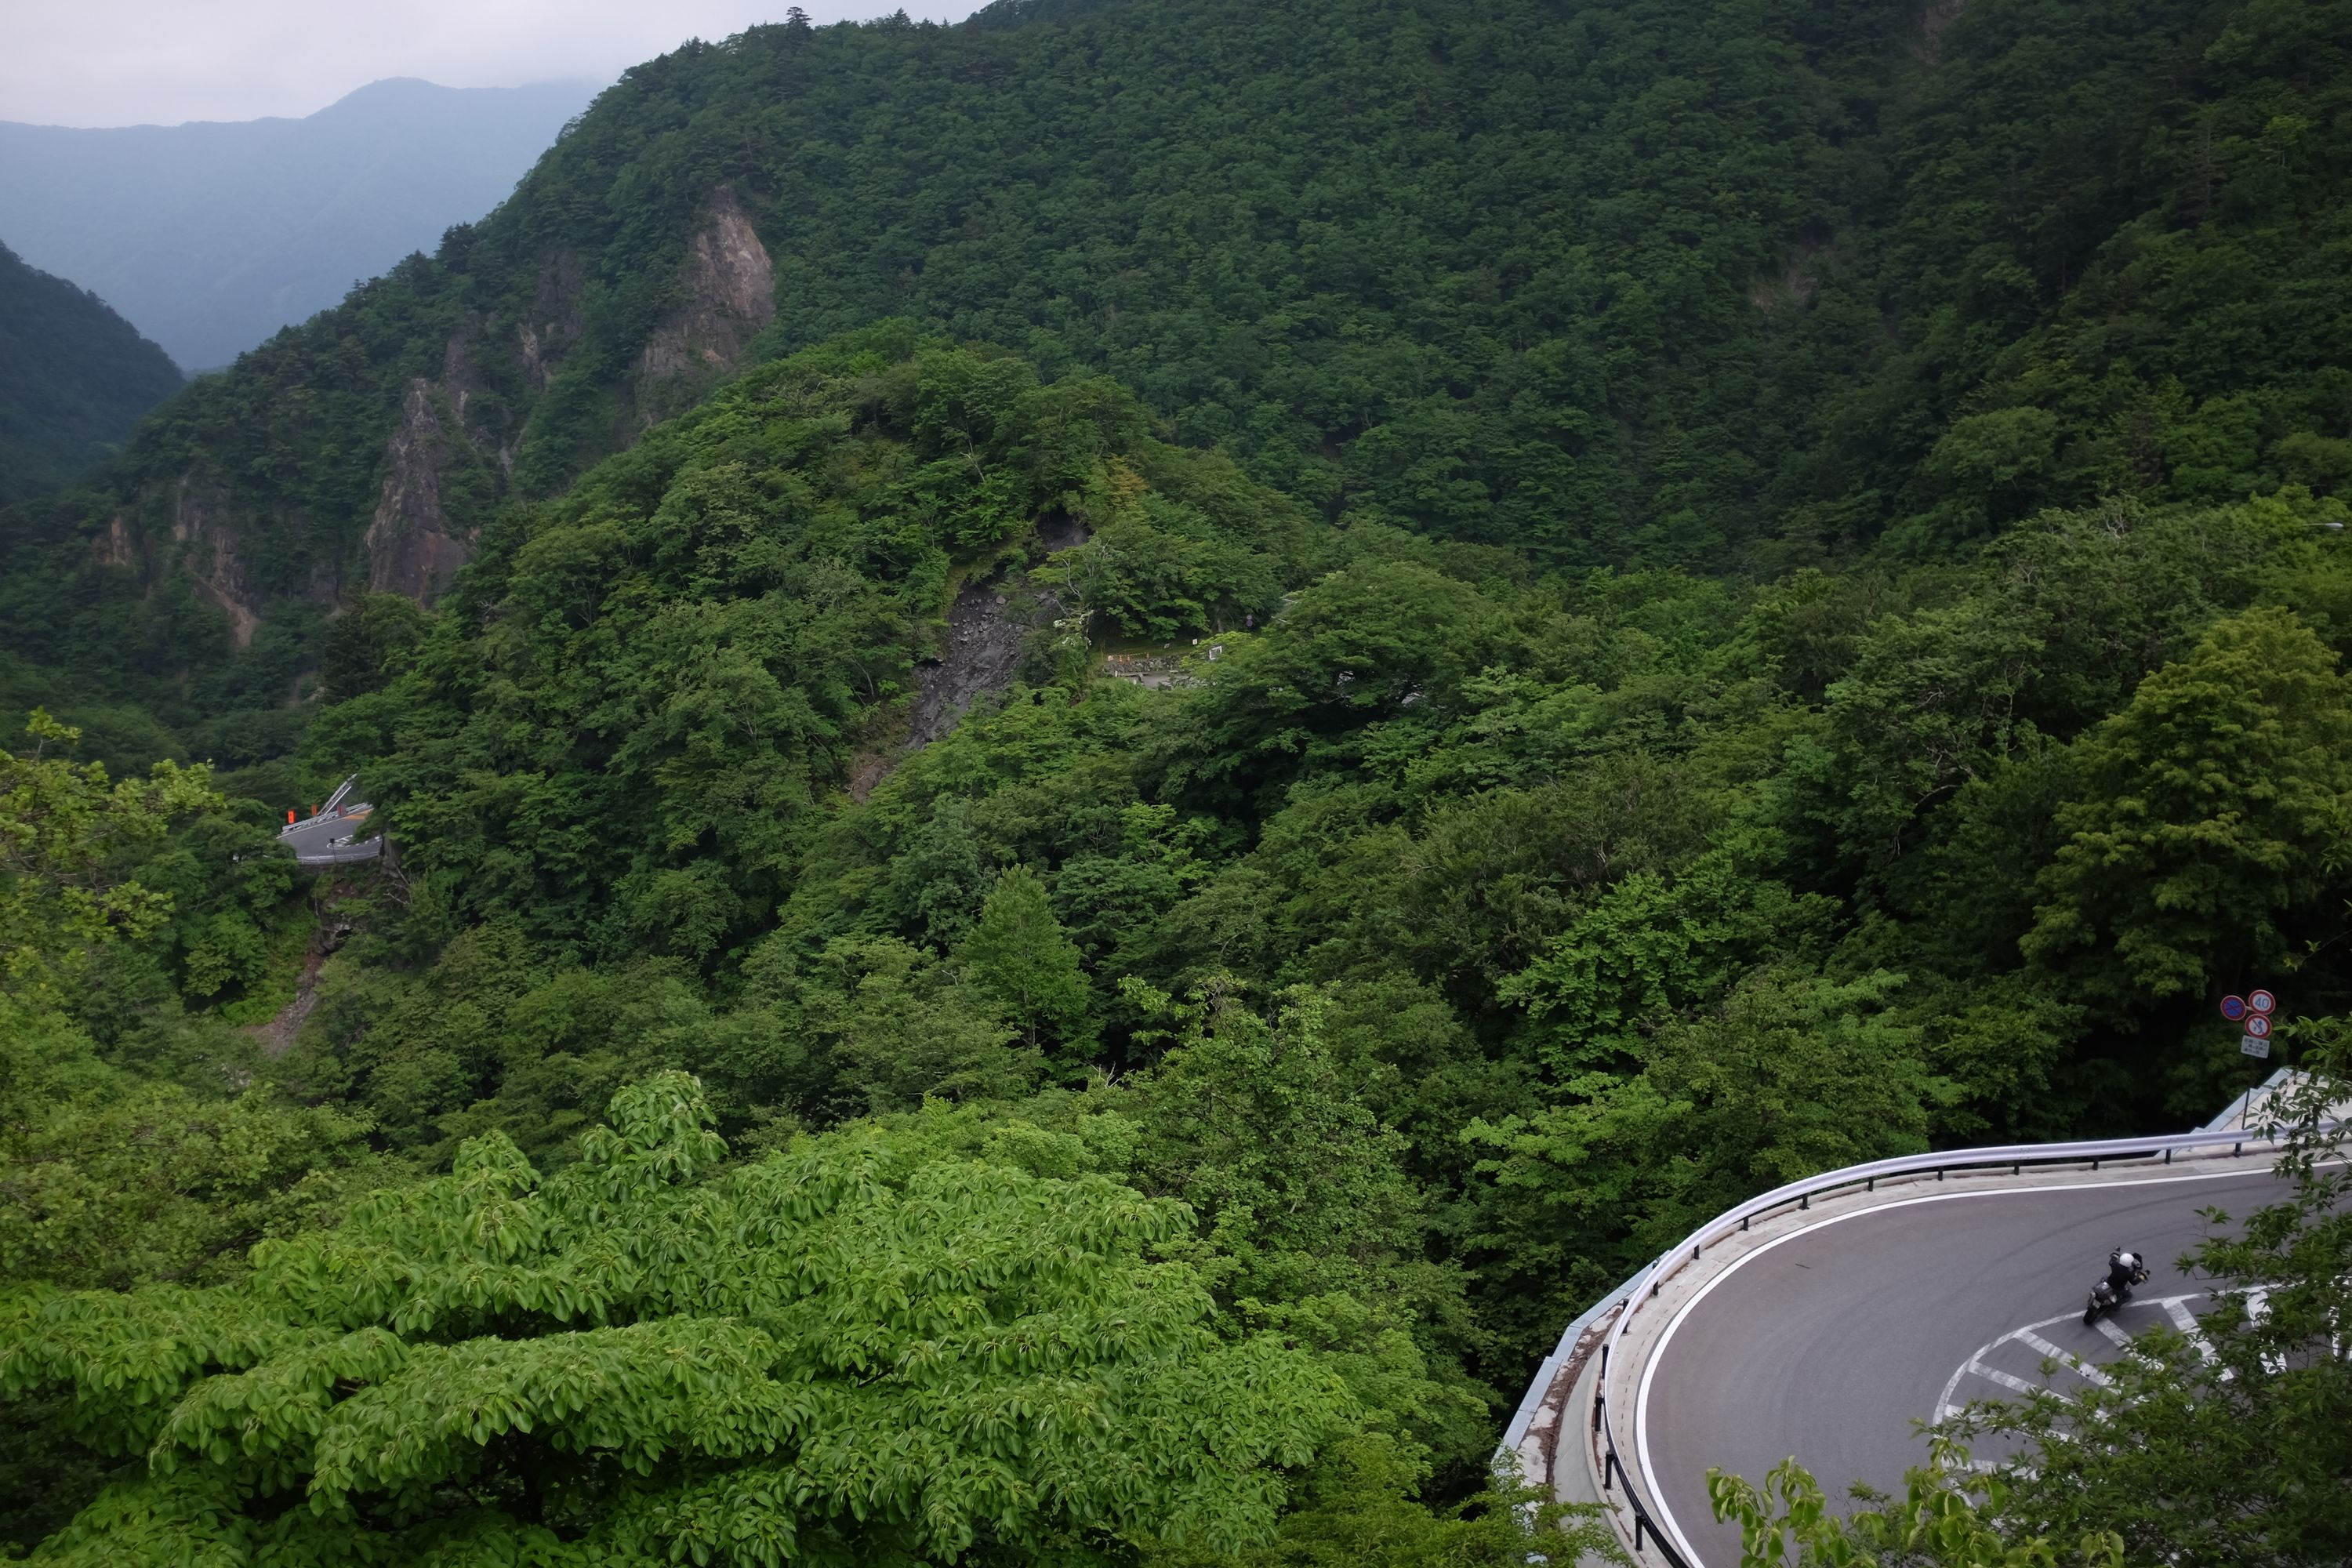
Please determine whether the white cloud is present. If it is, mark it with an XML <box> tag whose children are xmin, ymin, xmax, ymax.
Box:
<box><xmin>1</xmin><ymin>0</ymin><xmax>980</xmax><ymax>127</ymax></box>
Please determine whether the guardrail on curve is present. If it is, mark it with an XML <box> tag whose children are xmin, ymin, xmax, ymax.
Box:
<box><xmin>1513</xmin><ymin>1116</ymin><xmax>2334</xmax><ymax>1566</ymax></box>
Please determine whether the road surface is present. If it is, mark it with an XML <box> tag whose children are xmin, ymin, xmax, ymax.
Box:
<box><xmin>1634</xmin><ymin>1165</ymin><xmax>2296</xmax><ymax>1566</ymax></box>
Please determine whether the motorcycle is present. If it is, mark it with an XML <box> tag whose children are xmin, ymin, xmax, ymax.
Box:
<box><xmin>2083</xmin><ymin>1250</ymin><xmax>2151</xmax><ymax>1325</ymax></box>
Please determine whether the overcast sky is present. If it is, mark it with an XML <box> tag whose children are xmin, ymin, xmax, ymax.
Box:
<box><xmin>1</xmin><ymin>1</ymin><xmax>982</xmax><ymax>128</ymax></box>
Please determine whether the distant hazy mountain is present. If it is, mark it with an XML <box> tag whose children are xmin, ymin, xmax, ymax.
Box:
<box><xmin>0</xmin><ymin>240</ymin><xmax>181</xmax><ymax>504</ymax></box>
<box><xmin>0</xmin><ymin>78</ymin><xmax>601</xmax><ymax>371</ymax></box>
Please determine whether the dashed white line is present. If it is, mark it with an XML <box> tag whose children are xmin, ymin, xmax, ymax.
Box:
<box><xmin>2016</xmin><ymin>1329</ymin><xmax>2111</xmax><ymax>1385</ymax></box>
<box><xmin>1933</xmin><ymin>1294</ymin><xmax>2205</xmax><ymax>1432</ymax></box>
<box><xmin>1965</xmin><ymin>1359</ymin><xmax>2042</xmax><ymax>1396</ymax></box>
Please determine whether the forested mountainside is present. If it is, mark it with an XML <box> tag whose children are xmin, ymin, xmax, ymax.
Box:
<box><xmin>0</xmin><ymin>243</ymin><xmax>181</xmax><ymax>506</ymax></box>
<box><xmin>5</xmin><ymin>328</ymin><xmax>2350</xmax><ymax>1561</ymax></box>
<box><xmin>5</xmin><ymin>0</ymin><xmax>2352</xmax><ymax>1563</ymax></box>
<box><xmin>0</xmin><ymin>78</ymin><xmax>601</xmax><ymax>372</ymax></box>
<box><xmin>4</xmin><ymin>0</ymin><xmax>2349</xmax><ymax>773</ymax></box>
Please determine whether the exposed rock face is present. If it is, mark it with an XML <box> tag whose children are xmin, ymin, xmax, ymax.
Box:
<box><xmin>632</xmin><ymin>188</ymin><xmax>775</xmax><ymax>424</ymax></box>
<box><xmin>363</xmin><ymin>379</ymin><xmax>476</xmax><ymax>603</ymax></box>
<box><xmin>518</xmin><ymin>250</ymin><xmax>585</xmax><ymax>391</ymax></box>
<box><xmin>905</xmin><ymin>514</ymin><xmax>1091</xmax><ymax>748</ymax></box>
<box><xmin>170</xmin><ymin>479</ymin><xmax>263</xmax><ymax>648</ymax></box>
<box><xmin>90</xmin><ymin>514</ymin><xmax>140</xmax><ymax>568</ymax></box>
<box><xmin>84</xmin><ymin>203</ymin><xmax>774</xmax><ymax>634</ymax></box>
<box><xmin>1914</xmin><ymin>0</ymin><xmax>1966</xmax><ymax>64</ymax></box>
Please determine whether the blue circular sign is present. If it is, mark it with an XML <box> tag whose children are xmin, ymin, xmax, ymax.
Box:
<box><xmin>2220</xmin><ymin>995</ymin><xmax>2247</xmax><ymax>1021</ymax></box>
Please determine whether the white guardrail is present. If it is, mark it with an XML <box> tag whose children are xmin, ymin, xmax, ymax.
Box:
<box><xmin>1503</xmin><ymin>1100</ymin><xmax>2332</xmax><ymax>1566</ymax></box>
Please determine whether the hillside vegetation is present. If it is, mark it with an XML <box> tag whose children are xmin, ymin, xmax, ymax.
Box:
<box><xmin>4</xmin><ymin>0</ymin><xmax>2348</xmax><ymax>764</ymax></box>
<box><xmin>2</xmin><ymin>0</ymin><xmax>2351</xmax><ymax>1563</ymax></box>
<box><xmin>0</xmin><ymin>243</ymin><xmax>180</xmax><ymax>505</ymax></box>
<box><xmin>5</xmin><ymin>327</ymin><xmax>2351</xmax><ymax>1560</ymax></box>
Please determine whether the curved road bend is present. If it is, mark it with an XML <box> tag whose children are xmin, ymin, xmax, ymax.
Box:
<box><xmin>1635</xmin><ymin>1165</ymin><xmax>2299</xmax><ymax>1568</ymax></box>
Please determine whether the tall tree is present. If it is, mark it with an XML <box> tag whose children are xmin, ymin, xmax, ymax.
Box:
<box><xmin>958</xmin><ymin>865</ymin><xmax>1093</xmax><ymax>1054</ymax></box>
<box><xmin>2023</xmin><ymin>608</ymin><xmax>2352</xmax><ymax>1008</ymax></box>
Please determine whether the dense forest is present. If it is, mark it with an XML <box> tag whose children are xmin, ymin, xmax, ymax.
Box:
<box><xmin>5</xmin><ymin>0</ymin><xmax>2350</xmax><ymax>764</ymax></box>
<box><xmin>2</xmin><ymin>0</ymin><xmax>2350</xmax><ymax>1563</ymax></box>
<box><xmin>0</xmin><ymin>243</ymin><xmax>181</xmax><ymax>506</ymax></box>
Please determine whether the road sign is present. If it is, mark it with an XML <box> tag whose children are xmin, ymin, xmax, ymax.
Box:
<box><xmin>2248</xmin><ymin>989</ymin><xmax>2277</xmax><ymax>1014</ymax></box>
<box><xmin>2242</xmin><ymin>1035</ymin><xmax>2271</xmax><ymax>1059</ymax></box>
<box><xmin>2245</xmin><ymin>1013</ymin><xmax>2273</xmax><ymax>1039</ymax></box>
<box><xmin>2221</xmin><ymin>995</ymin><xmax>2247</xmax><ymax>1021</ymax></box>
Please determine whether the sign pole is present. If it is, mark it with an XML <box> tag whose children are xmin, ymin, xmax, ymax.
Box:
<box><xmin>2232</xmin><ymin>989</ymin><xmax>2278</xmax><ymax>1128</ymax></box>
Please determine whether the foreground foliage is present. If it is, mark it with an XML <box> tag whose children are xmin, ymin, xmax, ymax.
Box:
<box><xmin>1708</xmin><ymin>1447</ymin><xmax>2122</xmax><ymax>1568</ymax></box>
<box><xmin>0</xmin><ymin>1073</ymin><xmax>1356</xmax><ymax>1566</ymax></box>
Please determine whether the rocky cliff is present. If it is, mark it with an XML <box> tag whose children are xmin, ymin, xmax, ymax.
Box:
<box><xmin>49</xmin><ymin>181</ymin><xmax>783</xmax><ymax>636</ymax></box>
<box><xmin>631</xmin><ymin>189</ymin><xmax>775</xmax><ymax>427</ymax></box>
<box><xmin>362</xmin><ymin>379</ymin><xmax>477</xmax><ymax>602</ymax></box>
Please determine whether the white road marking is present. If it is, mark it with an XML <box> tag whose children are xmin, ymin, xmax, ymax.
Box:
<box><xmin>1935</xmin><ymin>1295</ymin><xmax>2204</xmax><ymax>1417</ymax></box>
<box><xmin>1965</xmin><ymin>1359</ymin><xmax>2043</xmax><ymax>1397</ymax></box>
<box><xmin>2016</xmin><ymin>1329</ymin><xmax>2111</xmax><ymax>1385</ymax></box>
<box><xmin>1632</xmin><ymin>1165</ymin><xmax>2308</xmax><ymax>1568</ymax></box>
<box><xmin>2165</xmin><ymin>1300</ymin><xmax>2201</xmax><ymax>1335</ymax></box>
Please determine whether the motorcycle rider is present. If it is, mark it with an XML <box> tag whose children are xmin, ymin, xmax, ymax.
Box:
<box><xmin>2105</xmin><ymin>1247</ymin><xmax>2146</xmax><ymax>1301</ymax></box>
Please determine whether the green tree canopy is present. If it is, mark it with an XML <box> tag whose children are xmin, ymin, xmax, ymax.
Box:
<box><xmin>0</xmin><ymin>1073</ymin><xmax>1355</xmax><ymax>1566</ymax></box>
<box><xmin>958</xmin><ymin>866</ymin><xmax>1094</xmax><ymax>1056</ymax></box>
<box><xmin>2024</xmin><ymin>607</ymin><xmax>2352</xmax><ymax>1007</ymax></box>
<box><xmin>1</xmin><ymin>709</ymin><xmax>219</xmax><ymax>1004</ymax></box>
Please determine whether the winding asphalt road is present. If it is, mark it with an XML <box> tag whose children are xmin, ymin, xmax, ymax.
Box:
<box><xmin>1635</xmin><ymin>1165</ymin><xmax>2299</xmax><ymax>1567</ymax></box>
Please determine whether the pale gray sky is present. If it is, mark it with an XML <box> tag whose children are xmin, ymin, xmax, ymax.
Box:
<box><xmin>1</xmin><ymin>1</ymin><xmax>982</xmax><ymax>128</ymax></box>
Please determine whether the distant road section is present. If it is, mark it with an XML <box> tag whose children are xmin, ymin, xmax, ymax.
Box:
<box><xmin>1504</xmin><ymin>1090</ymin><xmax>2331</xmax><ymax>1568</ymax></box>
<box><xmin>278</xmin><ymin>775</ymin><xmax>383</xmax><ymax>866</ymax></box>
<box><xmin>1635</xmin><ymin>1164</ymin><xmax>2292</xmax><ymax>1566</ymax></box>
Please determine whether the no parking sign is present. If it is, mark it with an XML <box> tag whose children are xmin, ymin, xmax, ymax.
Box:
<box><xmin>2230</xmin><ymin>988</ymin><xmax>2280</xmax><ymax>1060</ymax></box>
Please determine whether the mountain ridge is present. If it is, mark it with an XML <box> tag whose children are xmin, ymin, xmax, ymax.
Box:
<box><xmin>0</xmin><ymin>241</ymin><xmax>182</xmax><ymax>505</ymax></box>
<box><xmin>0</xmin><ymin>76</ymin><xmax>601</xmax><ymax>370</ymax></box>
<box><xmin>1</xmin><ymin>0</ymin><xmax>2346</xmax><ymax>762</ymax></box>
